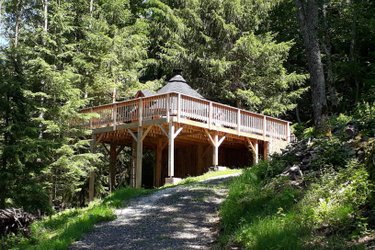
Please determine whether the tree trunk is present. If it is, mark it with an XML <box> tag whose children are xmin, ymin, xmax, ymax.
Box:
<box><xmin>90</xmin><ymin>0</ymin><xmax>94</xmax><ymax>17</ymax></box>
<box><xmin>39</xmin><ymin>0</ymin><xmax>48</xmax><ymax>139</ymax></box>
<box><xmin>322</xmin><ymin>3</ymin><xmax>339</xmax><ymax>111</ymax></box>
<box><xmin>44</xmin><ymin>0</ymin><xmax>48</xmax><ymax>32</ymax></box>
<box><xmin>295</xmin><ymin>0</ymin><xmax>327</xmax><ymax>130</ymax></box>
<box><xmin>348</xmin><ymin>0</ymin><xmax>359</xmax><ymax>103</ymax></box>
<box><xmin>14</xmin><ymin>0</ymin><xmax>22</xmax><ymax>47</ymax></box>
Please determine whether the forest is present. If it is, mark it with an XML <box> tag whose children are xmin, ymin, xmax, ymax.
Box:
<box><xmin>0</xmin><ymin>0</ymin><xmax>374</xmax><ymax>248</ymax></box>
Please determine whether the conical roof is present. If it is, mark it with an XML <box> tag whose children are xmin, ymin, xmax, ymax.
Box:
<box><xmin>157</xmin><ymin>75</ymin><xmax>204</xmax><ymax>99</ymax></box>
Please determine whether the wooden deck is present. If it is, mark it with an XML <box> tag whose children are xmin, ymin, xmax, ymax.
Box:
<box><xmin>82</xmin><ymin>92</ymin><xmax>291</xmax><ymax>142</ymax></box>
<box><xmin>83</xmin><ymin>92</ymin><xmax>292</xmax><ymax>199</ymax></box>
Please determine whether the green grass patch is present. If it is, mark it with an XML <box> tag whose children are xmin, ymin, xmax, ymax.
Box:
<box><xmin>219</xmin><ymin>164</ymin><xmax>310</xmax><ymax>249</ymax></box>
<box><xmin>161</xmin><ymin>168</ymin><xmax>242</xmax><ymax>188</ymax></box>
<box><xmin>219</xmin><ymin>157</ymin><xmax>371</xmax><ymax>249</ymax></box>
<box><xmin>6</xmin><ymin>188</ymin><xmax>151</xmax><ymax>250</ymax></box>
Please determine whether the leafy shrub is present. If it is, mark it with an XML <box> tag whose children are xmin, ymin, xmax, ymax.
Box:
<box><xmin>352</xmin><ymin>102</ymin><xmax>375</xmax><ymax>133</ymax></box>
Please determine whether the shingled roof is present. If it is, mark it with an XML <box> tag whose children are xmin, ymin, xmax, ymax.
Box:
<box><xmin>135</xmin><ymin>89</ymin><xmax>155</xmax><ymax>98</ymax></box>
<box><xmin>157</xmin><ymin>75</ymin><xmax>204</xmax><ymax>99</ymax></box>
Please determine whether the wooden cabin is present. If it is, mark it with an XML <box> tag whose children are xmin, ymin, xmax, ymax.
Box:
<box><xmin>83</xmin><ymin>75</ymin><xmax>291</xmax><ymax>200</ymax></box>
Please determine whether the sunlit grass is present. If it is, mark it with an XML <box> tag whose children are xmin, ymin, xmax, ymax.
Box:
<box><xmin>7</xmin><ymin>170</ymin><xmax>241</xmax><ymax>249</ymax></box>
<box><xmin>9</xmin><ymin>188</ymin><xmax>151</xmax><ymax>250</ymax></box>
<box><xmin>161</xmin><ymin>168</ymin><xmax>243</xmax><ymax>188</ymax></box>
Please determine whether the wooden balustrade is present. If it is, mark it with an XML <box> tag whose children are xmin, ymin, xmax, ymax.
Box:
<box><xmin>81</xmin><ymin>92</ymin><xmax>291</xmax><ymax>141</ymax></box>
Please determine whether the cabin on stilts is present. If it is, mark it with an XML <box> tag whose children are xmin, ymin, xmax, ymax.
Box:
<box><xmin>83</xmin><ymin>75</ymin><xmax>292</xmax><ymax>201</ymax></box>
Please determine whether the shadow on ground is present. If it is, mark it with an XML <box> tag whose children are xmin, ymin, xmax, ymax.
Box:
<box><xmin>70</xmin><ymin>176</ymin><xmax>236</xmax><ymax>250</ymax></box>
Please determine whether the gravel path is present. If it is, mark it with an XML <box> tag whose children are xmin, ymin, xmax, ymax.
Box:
<box><xmin>70</xmin><ymin>174</ymin><xmax>238</xmax><ymax>250</ymax></box>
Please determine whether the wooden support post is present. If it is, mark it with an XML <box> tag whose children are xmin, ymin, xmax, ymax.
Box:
<box><xmin>167</xmin><ymin>123</ymin><xmax>183</xmax><ymax>177</ymax></box>
<box><xmin>136</xmin><ymin>127</ymin><xmax>143</xmax><ymax>188</ymax></box>
<box><xmin>247</xmin><ymin>139</ymin><xmax>259</xmax><ymax>165</ymax></box>
<box><xmin>89</xmin><ymin>135</ymin><xmax>96</xmax><ymax>202</ymax></box>
<box><xmin>263</xmin><ymin>141</ymin><xmax>269</xmax><ymax>161</ymax></box>
<box><xmin>154</xmin><ymin>138</ymin><xmax>163</xmax><ymax>187</ymax></box>
<box><xmin>109</xmin><ymin>143</ymin><xmax>117</xmax><ymax>192</ymax></box>
<box><xmin>205</xmin><ymin>130</ymin><xmax>225</xmax><ymax>166</ymax></box>
<box><xmin>131</xmin><ymin>140</ymin><xmax>136</xmax><ymax>188</ymax></box>
<box><xmin>286</xmin><ymin>122</ymin><xmax>291</xmax><ymax>142</ymax></box>
<box><xmin>168</xmin><ymin>123</ymin><xmax>175</xmax><ymax>177</ymax></box>
<box><xmin>213</xmin><ymin>134</ymin><xmax>219</xmax><ymax>166</ymax></box>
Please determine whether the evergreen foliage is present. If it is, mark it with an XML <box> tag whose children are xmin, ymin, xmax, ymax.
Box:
<box><xmin>0</xmin><ymin>0</ymin><xmax>373</xmax><ymax>245</ymax></box>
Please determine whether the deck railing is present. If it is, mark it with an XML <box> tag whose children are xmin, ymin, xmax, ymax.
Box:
<box><xmin>81</xmin><ymin>92</ymin><xmax>291</xmax><ymax>141</ymax></box>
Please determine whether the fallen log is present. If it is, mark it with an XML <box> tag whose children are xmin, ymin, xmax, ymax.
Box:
<box><xmin>0</xmin><ymin>208</ymin><xmax>35</xmax><ymax>236</ymax></box>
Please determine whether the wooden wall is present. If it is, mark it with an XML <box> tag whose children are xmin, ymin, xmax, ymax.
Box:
<box><xmin>157</xmin><ymin>142</ymin><xmax>251</xmax><ymax>186</ymax></box>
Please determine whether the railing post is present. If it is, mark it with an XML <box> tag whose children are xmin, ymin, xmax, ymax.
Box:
<box><xmin>237</xmin><ymin>109</ymin><xmax>241</xmax><ymax>135</ymax></box>
<box><xmin>287</xmin><ymin>122</ymin><xmax>290</xmax><ymax>142</ymax></box>
<box><xmin>263</xmin><ymin>116</ymin><xmax>267</xmax><ymax>138</ymax></box>
<box><xmin>166</xmin><ymin>94</ymin><xmax>170</xmax><ymax>122</ymax></box>
<box><xmin>139</xmin><ymin>98</ymin><xmax>143</xmax><ymax>127</ymax></box>
<box><xmin>209</xmin><ymin>102</ymin><xmax>213</xmax><ymax>129</ymax></box>
<box><xmin>89</xmin><ymin>107</ymin><xmax>93</xmax><ymax>128</ymax></box>
<box><xmin>177</xmin><ymin>93</ymin><xmax>181</xmax><ymax>123</ymax></box>
<box><xmin>113</xmin><ymin>103</ymin><xmax>117</xmax><ymax>130</ymax></box>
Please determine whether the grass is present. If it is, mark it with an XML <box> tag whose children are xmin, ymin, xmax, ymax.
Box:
<box><xmin>161</xmin><ymin>168</ymin><xmax>242</xmax><ymax>188</ymax></box>
<box><xmin>219</xmin><ymin>159</ymin><xmax>371</xmax><ymax>249</ymax></box>
<box><xmin>5</xmin><ymin>169</ymin><xmax>241</xmax><ymax>250</ymax></box>
<box><xmin>219</xmin><ymin>164</ymin><xmax>310</xmax><ymax>249</ymax></box>
<box><xmin>6</xmin><ymin>188</ymin><xmax>151</xmax><ymax>250</ymax></box>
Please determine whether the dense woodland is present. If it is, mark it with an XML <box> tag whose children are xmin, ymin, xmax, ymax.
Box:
<box><xmin>0</xmin><ymin>0</ymin><xmax>374</xmax><ymax>222</ymax></box>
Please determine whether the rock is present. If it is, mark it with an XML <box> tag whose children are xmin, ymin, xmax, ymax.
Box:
<box><xmin>345</xmin><ymin>125</ymin><xmax>357</xmax><ymax>138</ymax></box>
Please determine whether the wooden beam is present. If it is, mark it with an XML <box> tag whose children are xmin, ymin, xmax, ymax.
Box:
<box><xmin>254</xmin><ymin>140</ymin><xmax>259</xmax><ymax>164</ymax></box>
<box><xmin>263</xmin><ymin>141</ymin><xmax>269</xmax><ymax>161</ymax></box>
<box><xmin>213</xmin><ymin>134</ymin><xmax>219</xmax><ymax>166</ymax></box>
<box><xmin>130</xmin><ymin>140</ymin><xmax>136</xmax><ymax>188</ymax></box>
<box><xmin>116</xmin><ymin>145</ymin><xmax>125</xmax><ymax>156</ymax></box>
<box><xmin>247</xmin><ymin>139</ymin><xmax>259</xmax><ymax>165</ymax></box>
<box><xmin>141</xmin><ymin>126</ymin><xmax>152</xmax><ymax>141</ymax></box>
<box><xmin>173</xmin><ymin>127</ymin><xmax>183</xmax><ymax>139</ymax></box>
<box><xmin>154</xmin><ymin>138</ymin><xmax>163</xmax><ymax>187</ymax></box>
<box><xmin>127</xmin><ymin>129</ymin><xmax>137</xmax><ymax>142</ymax></box>
<box><xmin>168</xmin><ymin>123</ymin><xmax>175</xmax><ymax>177</ymax></box>
<box><xmin>205</xmin><ymin>131</ymin><xmax>226</xmax><ymax>166</ymax></box>
<box><xmin>218</xmin><ymin>135</ymin><xmax>226</xmax><ymax>146</ymax></box>
<box><xmin>102</xmin><ymin>143</ymin><xmax>110</xmax><ymax>154</ymax></box>
<box><xmin>136</xmin><ymin>127</ymin><xmax>143</xmax><ymax>188</ymax></box>
<box><xmin>96</xmin><ymin>133</ymin><xmax>104</xmax><ymax>143</ymax></box>
<box><xmin>157</xmin><ymin>124</ymin><xmax>169</xmax><ymax>137</ymax></box>
<box><xmin>204</xmin><ymin>129</ymin><xmax>215</xmax><ymax>145</ymax></box>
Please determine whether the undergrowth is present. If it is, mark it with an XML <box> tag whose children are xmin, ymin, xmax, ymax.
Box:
<box><xmin>219</xmin><ymin>103</ymin><xmax>375</xmax><ymax>249</ymax></box>
<box><xmin>3</xmin><ymin>188</ymin><xmax>151</xmax><ymax>250</ymax></box>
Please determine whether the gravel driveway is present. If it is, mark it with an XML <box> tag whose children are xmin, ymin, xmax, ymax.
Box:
<box><xmin>70</xmin><ymin>174</ymin><xmax>238</xmax><ymax>250</ymax></box>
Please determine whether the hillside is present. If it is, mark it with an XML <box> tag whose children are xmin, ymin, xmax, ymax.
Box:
<box><xmin>220</xmin><ymin>103</ymin><xmax>375</xmax><ymax>249</ymax></box>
